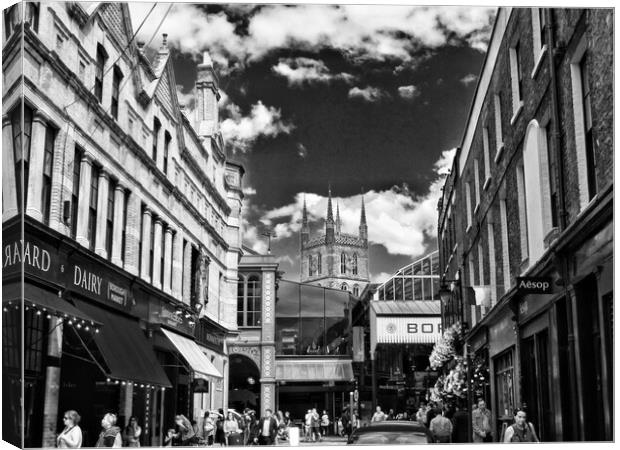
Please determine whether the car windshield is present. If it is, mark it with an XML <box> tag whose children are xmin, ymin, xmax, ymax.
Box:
<box><xmin>351</xmin><ymin>431</ymin><xmax>429</xmax><ymax>445</ymax></box>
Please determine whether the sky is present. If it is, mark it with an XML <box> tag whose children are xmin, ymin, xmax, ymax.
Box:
<box><xmin>128</xmin><ymin>2</ymin><xmax>495</xmax><ymax>283</ymax></box>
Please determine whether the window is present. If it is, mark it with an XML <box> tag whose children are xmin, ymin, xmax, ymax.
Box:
<box><xmin>94</xmin><ymin>44</ymin><xmax>106</xmax><ymax>103</ymax></box>
<box><xmin>546</xmin><ymin>124</ymin><xmax>559</xmax><ymax>228</ymax></box>
<box><xmin>340</xmin><ymin>253</ymin><xmax>346</xmax><ymax>274</ymax></box>
<box><xmin>509</xmin><ymin>42</ymin><xmax>524</xmax><ymax>119</ymax></box>
<box><xmin>352</xmin><ymin>253</ymin><xmax>358</xmax><ymax>275</ymax></box>
<box><xmin>308</xmin><ymin>255</ymin><xmax>313</xmax><ymax>277</ymax></box>
<box><xmin>580</xmin><ymin>55</ymin><xmax>597</xmax><ymax>200</ymax></box>
<box><xmin>41</xmin><ymin>125</ymin><xmax>56</xmax><ymax>224</ymax></box>
<box><xmin>11</xmin><ymin>105</ymin><xmax>33</xmax><ymax>213</ymax></box>
<box><xmin>25</xmin><ymin>2</ymin><xmax>39</xmax><ymax>32</ymax></box>
<box><xmin>353</xmin><ymin>285</ymin><xmax>359</xmax><ymax>297</ymax></box>
<box><xmin>516</xmin><ymin>163</ymin><xmax>528</xmax><ymax>261</ymax></box>
<box><xmin>474</xmin><ymin>159</ymin><xmax>480</xmax><ymax>209</ymax></box>
<box><xmin>341</xmin><ymin>283</ymin><xmax>348</xmax><ymax>291</ymax></box>
<box><xmin>105</xmin><ymin>179</ymin><xmax>115</xmax><ymax>259</ymax></box>
<box><xmin>246</xmin><ymin>275</ymin><xmax>262</xmax><ymax>327</ymax></box>
<box><xmin>532</xmin><ymin>8</ymin><xmax>547</xmax><ymax>68</ymax></box>
<box><xmin>4</xmin><ymin>4</ymin><xmax>19</xmax><ymax>39</ymax></box>
<box><xmin>111</xmin><ymin>66</ymin><xmax>122</xmax><ymax>119</ymax></box>
<box><xmin>163</xmin><ymin>131</ymin><xmax>171</xmax><ymax>174</ymax></box>
<box><xmin>149</xmin><ymin>216</ymin><xmax>155</xmax><ymax>279</ymax></box>
<box><xmin>87</xmin><ymin>165</ymin><xmax>100</xmax><ymax>250</ymax></box>
<box><xmin>487</xmin><ymin>221</ymin><xmax>497</xmax><ymax>305</ymax></box>
<box><xmin>160</xmin><ymin>222</ymin><xmax>165</xmax><ymax>286</ymax></box>
<box><xmin>78</xmin><ymin>61</ymin><xmax>86</xmax><ymax>84</ymax></box>
<box><xmin>465</xmin><ymin>182</ymin><xmax>472</xmax><ymax>229</ymax></box>
<box><xmin>494</xmin><ymin>93</ymin><xmax>504</xmax><ymax>156</ymax></box>
<box><xmin>70</xmin><ymin>146</ymin><xmax>83</xmax><ymax>238</ymax></box>
<box><xmin>138</xmin><ymin>205</ymin><xmax>144</xmax><ymax>274</ymax></box>
<box><xmin>499</xmin><ymin>195</ymin><xmax>511</xmax><ymax>292</ymax></box>
<box><xmin>317</xmin><ymin>253</ymin><xmax>322</xmax><ymax>274</ymax></box>
<box><xmin>482</xmin><ymin>127</ymin><xmax>491</xmax><ymax>185</ymax></box>
<box><xmin>495</xmin><ymin>349</ymin><xmax>516</xmax><ymax>419</ymax></box>
<box><xmin>152</xmin><ymin>118</ymin><xmax>161</xmax><ymax>161</ymax></box>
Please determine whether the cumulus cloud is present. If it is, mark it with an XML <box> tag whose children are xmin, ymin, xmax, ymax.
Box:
<box><xmin>254</xmin><ymin>148</ymin><xmax>456</xmax><ymax>257</ymax></box>
<box><xmin>220</xmin><ymin>101</ymin><xmax>294</xmax><ymax>153</ymax></box>
<box><xmin>243</xmin><ymin>186</ymin><xmax>257</xmax><ymax>196</ymax></box>
<box><xmin>272</xmin><ymin>57</ymin><xmax>355</xmax><ymax>86</ymax></box>
<box><xmin>460</xmin><ymin>73</ymin><xmax>478</xmax><ymax>86</ymax></box>
<box><xmin>131</xmin><ymin>4</ymin><xmax>495</xmax><ymax>69</ymax></box>
<box><xmin>398</xmin><ymin>85</ymin><xmax>420</xmax><ymax>100</ymax></box>
<box><xmin>372</xmin><ymin>272</ymin><xmax>394</xmax><ymax>284</ymax></box>
<box><xmin>348</xmin><ymin>86</ymin><xmax>389</xmax><ymax>102</ymax></box>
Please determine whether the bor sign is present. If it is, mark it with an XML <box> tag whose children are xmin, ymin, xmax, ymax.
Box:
<box><xmin>516</xmin><ymin>277</ymin><xmax>553</xmax><ymax>294</ymax></box>
<box><xmin>375</xmin><ymin>316</ymin><xmax>442</xmax><ymax>344</ymax></box>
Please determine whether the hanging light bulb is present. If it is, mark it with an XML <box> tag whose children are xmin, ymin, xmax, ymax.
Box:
<box><xmin>85</xmin><ymin>326</ymin><xmax>90</xmax><ymax>331</ymax></box>
<box><xmin>68</xmin><ymin>320</ymin><xmax>73</xmax><ymax>326</ymax></box>
<box><xmin>46</xmin><ymin>314</ymin><xmax>52</xmax><ymax>319</ymax></box>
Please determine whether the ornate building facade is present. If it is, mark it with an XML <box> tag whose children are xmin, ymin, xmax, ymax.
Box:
<box><xmin>2</xmin><ymin>2</ymin><xmax>243</xmax><ymax>447</ymax></box>
<box><xmin>300</xmin><ymin>191</ymin><xmax>370</xmax><ymax>296</ymax></box>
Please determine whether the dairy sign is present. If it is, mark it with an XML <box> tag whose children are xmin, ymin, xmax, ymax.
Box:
<box><xmin>376</xmin><ymin>316</ymin><xmax>442</xmax><ymax>344</ymax></box>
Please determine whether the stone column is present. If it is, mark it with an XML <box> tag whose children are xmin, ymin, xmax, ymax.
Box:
<box><xmin>26</xmin><ymin>110</ymin><xmax>50</xmax><ymax>221</ymax></box>
<box><xmin>2</xmin><ymin>114</ymin><xmax>18</xmax><ymax>221</ymax></box>
<box><xmin>48</xmin><ymin>126</ymin><xmax>68</xmax><ymax>233</ymax></box>
<box><xmin>75</xmin><ymin>153</ymin><xmax>93</xmax><ymax>248</ymax></box>
<box><xmin>94</xmin><ymin>170</ymin><xmax>110</xmax><ymax>258</ymax></box>
<box><xmin>123</xmin><ymin>191</ymin><xmax>141</xmax><ymax>276</ymax></box>
<box><xmin>182</xmin><ymin>240</ymin><xmax>192</xmax><ymax>304</ymax></box>
<box><xmin>119</xmin><ymin>382</ymin><xmax>134</xmax><ymax>430</ymax></box>
<box><xmin>140</xmin><ymin>207</ymin><xmax>152</xmax><ymax>283</ymax></box>
<box><xmin>41</xmin><ymin>318</ymin><xmax>63</xmax><ymax>447</ymax></box>
<box><xmin>152</xmin><ymin>218</ymin><xmax>163</xmax><ymax>290</ymax></box>
<box><xmin>163</xmin><ymin>226</ymin><xmax>173</xmax><ymax>294</ymax></box>
<box><xmin>155</xmin><ymin>126</ymin><xmax>164</xmax><ymax>172</ymax></box>
<box><xmin>171</xmin><ymin>231</ymin><xmax>183</xmax><ymax>300</ymax></box>
<box><xmin>111</xmin><ymin>184</ymin><xmax>126</xmax><ymax>267</ymax></box>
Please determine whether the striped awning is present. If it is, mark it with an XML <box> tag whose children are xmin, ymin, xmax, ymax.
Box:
<box><xmin>161</xmin><ymin>329</ymin><xmax>223</xmax><ymax>380</ymax></box>
<box><xmin>276</xmin><ymin>359</ymin><xmax>354</xmax><ymax>382</ymax></box>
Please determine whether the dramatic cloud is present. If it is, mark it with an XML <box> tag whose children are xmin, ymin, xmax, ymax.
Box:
<box><xmin>131</xmin><ymin>4</ymin><xmax>495</xmax><ymax>69</ymax></box>
<box><xmin>398</xmin><ymin>85</ymin><xmax>420</xmax><ymax>100</ymax></box>
<box><xmin>460</xmin><ymin>73</ymin><xmax>478</xmax><ymax>86</ymax></box>
<box><xmin>348</xmin><ymin>86</ymin><xmax>389</xmax><ymax>102</ymax></box>
<box><xmin>242</xmin><ymin>186</ymin><xmax>257</xmax><ymax>196</ymax></box>
<box><xmin>220</xmin><ymin>101</ymin><xmax>294</xmax><ymax>153</ymax></box>
<box><xmin>272</xmin><ymin>57</ymin><xmax>355</xmax><ymax>86</ymax></box>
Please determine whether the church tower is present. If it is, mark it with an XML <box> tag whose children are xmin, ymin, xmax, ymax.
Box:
<box><xmin>300</xmin><ymin>190</ymin><xmax>370</xmax><ymax>297</ymax></box>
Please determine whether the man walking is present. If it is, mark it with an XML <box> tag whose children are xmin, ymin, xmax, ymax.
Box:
<box><xmin>429</xmin><ymin>408</ymin><xmax>453</xmax><ymax>443</ymax></box>
<box><xmin>472</xmin><ymin>399</ymin><xmax>493</xmax><ymax>442</ymax></box>
<box><xmin>258</xmin><ymin>409</ymin><xmax>278</xmax><ymax>445</ymax></box>
<box><xmin>371</xmin><ymin>406</ymin><xmax>387</xmax><ymax>422</ymax></box>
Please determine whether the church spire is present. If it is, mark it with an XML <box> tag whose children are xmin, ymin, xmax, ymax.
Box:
<box><xmin>301</xmin><ymin>195</ymin><xmax>309</xmax><ymax>248</ymax></box>
<box><xmin>325</xmin><ymin>187</ymin><xmax>335</xmax><ymax>244</ymax></box>
<box><xmin>336</xmin><ymin>201</ymin><xmax>342</xmax><ymax>235</ymax></box>
<box><xmin>359</xmin><ymin>191</ymin><xmax>368</xmax><ymax>241</ymax></box>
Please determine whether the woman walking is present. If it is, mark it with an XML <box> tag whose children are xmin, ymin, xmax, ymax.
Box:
<box><xmin>122</xmin><ymin>416</ymin><xmax>142</xmax><ymax>447</ymax></box>
<box><xmin>57</xmin><ymin>410</ymin><xmax>82</xmax><ymax>448</ymax></box>
<box><xmin>503</xmin><ymin>408</ymin><xmax>540</xmax><ymax>443</ymax></box>
<box><xmin>214</xmin><ymin>409</ymin><xmax>227</xmax><ymax>446</ymax></box>
<box><xmin>224</xmin><ymin>411</ymin><xmax>241</xmax><ymax>446</ymax></box>
<box><xmin>95</xmin><ymin>413</ymin><xmax>122</xmax><ymax>448</ymax></box>
<box><xmin>203</xmin><ymin>411</ymin><xmax>215</xmax><ymax>446</ymax></box>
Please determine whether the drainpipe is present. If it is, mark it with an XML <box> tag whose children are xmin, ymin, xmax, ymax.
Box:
<box><xmin>547</xmin><ymin>8</ymin><xmax>578</xmax><ymax>440</ymax></box>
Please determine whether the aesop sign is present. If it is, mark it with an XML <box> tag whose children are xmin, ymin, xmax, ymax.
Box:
<box><xmin>516</xmin><ymin>277</ymin><xmax>553</xmax><ymax>294</ymax></box>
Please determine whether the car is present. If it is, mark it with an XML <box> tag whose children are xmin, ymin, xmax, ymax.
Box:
<box><xmin>347</xmin><ymin>421</ymin><xmax>433</xmax><ymax>445</ymax></box>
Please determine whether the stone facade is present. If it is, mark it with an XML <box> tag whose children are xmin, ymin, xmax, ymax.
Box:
<box><xmin>300</xmin><ymin>192</ymin><xmax>370</xmax><ymax>296</ymax></box>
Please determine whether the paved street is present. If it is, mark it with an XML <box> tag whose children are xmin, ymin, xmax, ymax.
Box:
<box><xmin>298</xmin><ymin>436</ymin><xmax>348</xmax><ymax>446</ymax></box>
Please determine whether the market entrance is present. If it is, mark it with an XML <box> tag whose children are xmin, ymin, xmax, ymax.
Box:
<box><xmin>228</xmin><ymin>354</ymin><xmax>260</xmax><ymax>413</ymax></box>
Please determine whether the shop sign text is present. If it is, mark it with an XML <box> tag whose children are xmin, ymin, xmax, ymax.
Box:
<box><xmin>516</xmin><ymin>277</ymin><xmax>552</xmax><ymax>294</ymax></box>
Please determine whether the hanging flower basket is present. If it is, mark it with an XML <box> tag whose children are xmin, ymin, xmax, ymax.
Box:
<box><xmin>429</xmin><ymin>323</ymin><xmax>463</xmax><ymax>370</ymax></box>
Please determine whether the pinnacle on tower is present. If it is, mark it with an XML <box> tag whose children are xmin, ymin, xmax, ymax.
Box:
<box><xmin>326</xmin><ymin>188</ymin><xmax>334</xmax><ymax>224</ymax></box>
<box><xmin>325</xmin><ymin>187</ymin><xmax>335</xmax><ymax>244</ymax></box>
<box><xmin>336</xmin><ymin>201</ymin><xmax>342</xmax><ymax>235</ymax></box>
<box><xmin>359</xmin><ymin>191</ymin><xmax>368</xmax><ymax>241</ymax></box>
<box><xmin>301</xmin><ymin>195</ymin><xmax>309</xmax><ymax>248</ymax></box>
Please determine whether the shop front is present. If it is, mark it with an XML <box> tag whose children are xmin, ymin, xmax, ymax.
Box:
<box><xmin>369</xmin><ymin>301</ymin><xmax>442</xmax><ymax>418</ymax></box>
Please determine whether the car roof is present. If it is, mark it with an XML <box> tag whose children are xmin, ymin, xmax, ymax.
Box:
<box><xmin>356</xmin><ymin>421</ymin><xmax>429</xmax><ymax>432</ymax></box>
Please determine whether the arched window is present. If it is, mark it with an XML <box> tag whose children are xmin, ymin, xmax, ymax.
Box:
<box><xmin>308</xmin><ymin>254</ymin><xmax>313</xmax><ymax>276</ymax></box>
<box><xmin>237</xmin><ymin>274</ymin><xmax>262</xmax><ymax>327</ymax></box>
<box><xmin>352</xmin><ymin>253</ymin><xmax>358</xmax><ymax>275</ymax></box>
<box><xmin>340</xmin><ymin>253</ymin><xmax>346</xmax><ymax>274</ymax></box>
<box><xmin>353</xmin><ymin>285</ymin><xmax>360</xmax><ymax>296</ymax></box>
<box><xmin>317</xmin><ymin>253</ymin><xmax>322</xmax><ymax>274</ymax></box>
<box><xmin>341</xmin><ymin>283</ymin><xmax>348</xmax><ymax>291</ymax></box>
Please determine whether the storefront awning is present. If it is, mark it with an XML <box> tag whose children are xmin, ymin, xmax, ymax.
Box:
<box><xmin>276</xmin><ymin>359</ymin><xmax>354</xmax><ymax>382</ymax></box>
<box><xmin>160</xmin><ymin>329</ymin><xmax>223</xmax><ymax>381</ymax></box>
<box><xmin>3</xmin><ymin>283</ymin><xmax>99</xmax><ymax>326</ymax></box>
<box><xmin>73</xmin><ymin>299</ymin><xmax>171</xmax><ymax>387</ymax></box>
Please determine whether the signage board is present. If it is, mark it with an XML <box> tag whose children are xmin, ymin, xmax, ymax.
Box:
<box><xmin>375</xmin><ymin>316</ymin><xmax>442</xmax><ymax>344</ymax></box>
<box><xmin>3</xmin><ymin>237</ymin><xmax>63</xmax><ymax>282</ymax></box>
<box><xmin>516</xmin><ymin>277</ymin><xmax>553</xmax><ymax>294</ymax></box>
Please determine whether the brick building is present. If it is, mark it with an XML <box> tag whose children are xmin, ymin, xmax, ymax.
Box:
<box><xmin>3</xmin><ymin>2</ymin><xmax>244</xmax><ymax>447</ymax></box>
<box><xmin>437</xmin><ymin>8</ymin><xmax>612</xmax><ymax>442</ymax></box>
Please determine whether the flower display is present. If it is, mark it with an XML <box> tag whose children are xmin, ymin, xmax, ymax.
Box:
<box><xmin>429</xmin><ymin>322</ymin><xmax>463</xmax><ymax>370</ymax></box>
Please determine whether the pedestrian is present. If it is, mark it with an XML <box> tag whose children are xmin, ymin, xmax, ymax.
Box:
<box><xmin>341</xmin><ymin>408</ymin><xmax>351</xmax><ymax>438</ymax></box>
<box><xmin>387</xmin><ymin>409</ymin><xmax>395</xmax><ymax>420</ymax></box>
<box><xmin>304</xmin><ymin>409</ymin><xmax>312</xmax><ymax>441</ymax></box>
<box><xmin>202</xmin><ymin>411</ymin><xmax>215</xmax><ymax>446</ymax></box>
<box><xmin>425</xmin><ymin>402</ymin><xmax>438</xmax><ymax>428</ymax></box>
<box><xmin>451</xmin><ymin>403</ymin><xmax>469</xmax><ymax>443</ymax></box>
<box><xmin>224</xmin><ymin>411</ymin><xmax>241</xmax><ymax>445</ymax></box>
<box><xmin>257</xmin><ymin>408</ymin><xmax>278</xmax><ymax>445</ymax></box>
<box><xmin>175</xmin><ymin>414</ymin><xmax>198</xmax><ymax>446</ymax></box>
<box><xmin>320</xmin><ymin>410</ymin><xmax>330</xmax><ymax>437</ymax></box>
<box><xmin>214</xmin><ymin>409</ymin><xmax>226</xmax><ymax>446</ymax></box>
<box><xmin>416</xmin><ymin>402</ymin><xmax>427</xmax><ymax>426</ymax></box>
<box><xmin>163</xmin><ymin>429</ymin><xmax>176</xmax><ymax>447</ymax></box>
<box><xmin>57</xmin><ymin>410</ymin><xmax>82</xmax><ymax>448</ymax></box>
<box><xmin>310</xmin><ymin>408</ymin><xmax>321</xmax><ymax>442</ymax></box>
<box><xmin>503</xmin><ymin>408</ymin><xmax>540</xmax><ymax>443</ymax></box>
<box><xmin>248</xmin><ymin>413</ymin><xmax>261</xmax><ymax>446</ymax></box>
<box><xmin>371</xmin><ymin>406</ymin><xmax>387</xmax><ymax>422</ymax></box>
<box><xmin>472</xmin><ymin>399</ymin><xmax>493</xmax><ymax>442</ymax></box>
<box><xmin>122</xmin><ymin>416</ymin><xmax>142</xmax><ymax>447</ymax></box>
<box><xmin>283</xmin><ymin>411</ymin><xmax>292</xmax><ymax>428</ymax></box>
<box><xmin>95</xmin><ymin>413</ymin><xmax>122</xmax><ymax>448</ymax></box>
<box><xmin>429</xmin><ymin>408</ymin><xmax>453</xmax><ymax>443</ymax></box>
